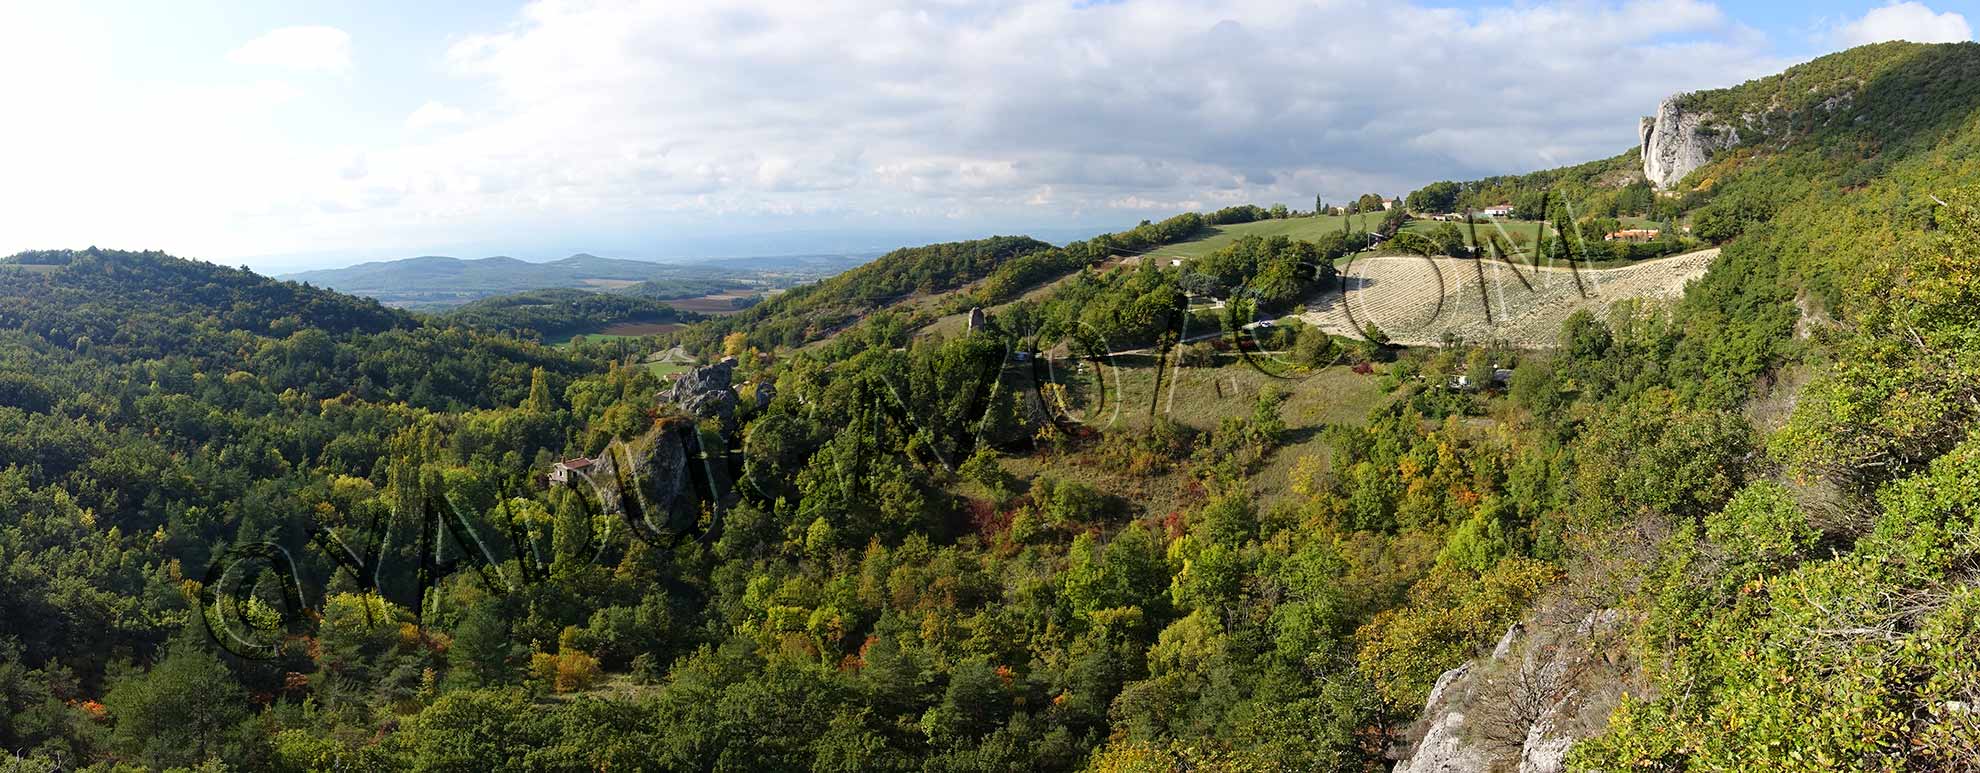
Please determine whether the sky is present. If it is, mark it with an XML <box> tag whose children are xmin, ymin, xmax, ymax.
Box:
<box><xmin>1</xmin><ymin>0</ymin><xmax>1974</xmax><ymax>273</ymax></box>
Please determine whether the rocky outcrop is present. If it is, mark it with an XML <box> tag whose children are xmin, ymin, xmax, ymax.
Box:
<box><xmin>1392</xmin><ymin>608</ymin><xmax>1631</xmax><ymax>773</ymax></box>
<box><xmin>1640</xmin><ymin>94</ymin><xmax>1739</xmax><ymax>190</ymax></box>
<box><xmin>1395</xmin><ymin>663</ymin><xmax>1492</xmax><ymax>773</ymax></box>
<box><xmin>665</xmin><ymin>357</ymin><xmax>740</xmax><ymax>430</ymax></box>
<box><xmin>749</xmin><ymin>378</ymin><xmax>776</xmax><ymax>410</ymax></box>
<box><xmin>579</xmin><ymin>417</ymin><xmax>717</xmax><ymax>533</ymax></box>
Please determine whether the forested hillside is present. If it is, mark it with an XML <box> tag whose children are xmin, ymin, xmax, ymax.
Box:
<box><xmin>678</xmin><ymin>235</ymin><xmax>1059</xmax><ymax>350</ymax></box>
<box><xmin>5</xmin><ymin>41</ymin><xmax>1980</xmax><ymax>773</ymax></box>
<box><xmin>281</xmin><ymin>253</ymin><xmax>742</xmax><ymax>309</ymax></box>
<box><xmin>439</xmin><ymin>289</ymin><xmax>698</xmax><ymax>340</ymax></box>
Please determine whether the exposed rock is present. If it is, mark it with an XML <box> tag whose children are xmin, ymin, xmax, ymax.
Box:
<box><xmin>666</xmin><ymin>357</ymin><xmax>736</xmax><ymax>405</ymax></box>
<box><xmin>1392</xmin><ymin>608</ymin><xmax>1632</xmax><ymax>773</ymax></box>
<box><xmin>679</xmin><ymin>388</ymin><xmax>737</xmax><ymax>429</ymax></box>
<box><xmin>1640</xmin><ymin>93</ymin><xmax>1740</xmax><ymax>190</ymax></box>
<box><xmin>578</xmin><ymin>417</ymin><xmax>715</xmax><ymax>532</ymax></box>
<box><xmin>1515</xmin><ymin>609</ymin><xmax>1624</xmax><ymax>773</ymax></box>
<box><xmin>749</xmin><ymin>378</ymin><xmax>776</xmax><ymax>410</ymax></box>
<box><xmin>1493</xmin><ymin>622</ymin><xmax>1525</xmax><ymax>660</ymax></box>
<box><xmin>1519</xmin><ymin>716</ymin><xmax>1575</xmax><ymax>773</ymax></box>
<box><xmin>966</xmin><ymin>306</ymin><xmax>987</xmax><ymax>332</ymax></box>
<box><xmin>1397</xmin><ymin>707</ymin><xmax>1492</xmax><ymax>773</ymax></box>
<box><xmin>1396</xmin><ymin>662</ymin><xmax>1492</xmax><ymax>773</ymax></box>
<box><xmin>664</xmin><ymin>357</ymin><xmax>740</xmax><ymax>429</ymax></box>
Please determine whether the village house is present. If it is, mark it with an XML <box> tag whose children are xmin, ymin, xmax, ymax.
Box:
<box><xmin>1481</xmin><ymin>203</ymin><xmax>1515</xmax><ymax>218</ymax></box>
<box><xmin>547</xmin><ymin>457</ymin><xmax>594</xmax><ymax>486</ymax></box>
<box><xmin>1605</xmin><ymin>228</ymin><xmax>1661</xmax><ymax>242</ymax></box>
<box><xmin>1448</xmin><ymin>366</ymin><xmax>1515</xmax><ymax>392</ymax></box>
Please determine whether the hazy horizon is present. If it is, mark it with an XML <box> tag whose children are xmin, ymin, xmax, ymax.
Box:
<box><xmin>5</xmin><ymin>0</ymin><xmax>1973</xmax><ymax>274</ymax></box>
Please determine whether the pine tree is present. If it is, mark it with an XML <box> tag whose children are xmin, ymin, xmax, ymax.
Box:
<box><xmin>104</xmin><ymin>633</ymin><xmax>250</xmax><ymax>769</ymax></box>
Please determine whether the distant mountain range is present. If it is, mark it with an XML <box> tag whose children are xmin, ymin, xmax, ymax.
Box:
<box><xmin>279</xmin><ymin>252</ymin><xmax>876</xmax><ymax>309</ymax></box>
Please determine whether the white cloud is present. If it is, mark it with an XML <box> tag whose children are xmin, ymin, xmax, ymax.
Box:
<box><xmin>1835</xmin><ymin>2</ymin><xmax>1972</xmax><ymax>46</ymax></box>
<box><xmin>406</xmin><ymin>101</ymin><xmax>468</xmax><ymax>130</ymax></box>
<box><xmin>227</xmin><ymin>26</ymin><xmax>352</xmax><ymax>73</ymax></box>
<box><xmin>416</xmin><ymin>0</ymin><xmax>1781</xmax><ymax>223</ymax></box>
<box><xmin>3</xmin><ymin>1</ymin><xmax>1797</xmax><ymax>266</ymax></box>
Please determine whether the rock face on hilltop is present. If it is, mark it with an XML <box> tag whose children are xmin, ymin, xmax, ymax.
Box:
<box><xmin>579</xmin><ymin>417</ymin><xmax>712</xmax><ymax>534</ymax></box>
<box><xmin>1391</xmin><ymin>607</ymin><xmax>1632</xmax><ymax>773</ymax></box>
<box><xmin>1640</xmin><ymin>94</ymin><xmax>1740</xmax><ymax>190</ymax></box>
<box><xmin>665</xmin><ymin>357</ymin><xmax>741</xmax><ymax>430</ymax></box>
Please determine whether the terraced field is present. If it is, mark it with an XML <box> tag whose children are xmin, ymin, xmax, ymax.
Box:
<box><xmin>1296</xmin><ymin>248</ymin><xmax>1720</xmax><ymax>347</ymax></box>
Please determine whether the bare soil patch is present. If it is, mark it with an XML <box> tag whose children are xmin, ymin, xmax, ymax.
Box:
<box><xmin>669</xmin><ymin>292</ymin><xmax>759</xmax><ymax>314</ymax></box>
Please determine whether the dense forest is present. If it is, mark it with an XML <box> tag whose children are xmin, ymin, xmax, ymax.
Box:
<box><xmin>4</xmin><ymin>40</ymin><xmax>1980</xmax><ymax>772</ymax></box>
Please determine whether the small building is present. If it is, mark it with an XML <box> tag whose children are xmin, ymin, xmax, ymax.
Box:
<box><xmin>1604</xmin><ymin>229</ymin><xmax>1661</xmax><ymax>242</ymax></box>
<box><xmin>548</xmin><ymin>457</ymin><xmax>594</xmax><ymax>486</ymax></box>
<box><xmin>1168</xmin><ymin>258</ymin><xmax>1184</xmax><ymax>267</ymax></box>
<box><xmin>966</xmin><ymin>307</ymin><xmax>987</xmax><ymax>332</ymax></box>
<box><xmin>1481</xmin><ymin>204</ymin><xmax>1515</xmax><ymax>218</ymax></box>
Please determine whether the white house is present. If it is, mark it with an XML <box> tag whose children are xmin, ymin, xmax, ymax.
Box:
<box><xmin>548</xmin><ymin>457</ymin><xmax>594</xmax><ymax>486</ymax></box>
<box><xmin>1481</xmin><ymin>204</ymin><xmax>1515</xmax><ymax>218</ymax></box>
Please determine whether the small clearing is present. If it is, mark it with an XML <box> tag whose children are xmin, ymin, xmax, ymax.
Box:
<box><xmin>669</xmin><ymin>292</ymin><xmax>760</xmax><ymax>314</ymax></box>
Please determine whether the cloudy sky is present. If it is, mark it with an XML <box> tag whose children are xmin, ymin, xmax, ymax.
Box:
<box><xmin>1</xmin><ymin>0</ymin><xmax>1973</xmax><ymax>272</ymax></box>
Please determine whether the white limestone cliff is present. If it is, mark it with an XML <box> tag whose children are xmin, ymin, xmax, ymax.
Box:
<box><xmin>1640</xmin><ymin>94</ymin><xmax>1739</xmax><ymax>190</ymax></box>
